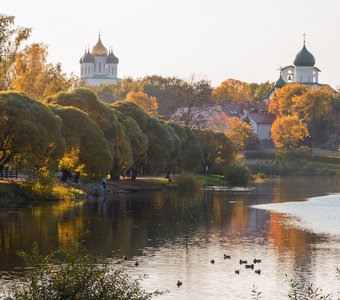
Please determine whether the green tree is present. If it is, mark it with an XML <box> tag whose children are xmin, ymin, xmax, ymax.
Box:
<box><xmin>0</xmin><ymin>91</ymin><xmax>64</xmax><ymax>177</ymax></box>
<box><xmin>111</xmin><ymin>108</ymin><xmax>149</xmax><ymax>177</ymax></box>
<box><xmin>45</xmin><ymin>89</ymin><xmax>133</xmax><ymax>180</ymax></box>
<box><xmin>50</xmin><ymin>105</ymin><xmax>113</xmax><ymax>181</ymax></box>
<box><xmin>167</xmin><ymin>121</ymin><xmax>203</xmax><ymax>172</ymax></box>
<box><xmin>113</xmin><ymin>101</ymin><xmax>178</xmax><ymax>179</ymax></box>
<box><xmin>194</xmin><ymin>130</ymin><xmax>235</xmax><ymax>173</ymax></box>
<box><xmin>252</xmin><ymin>81</ymin><xmax>275</xmax><ymax>101</ymax></box>
<box><xmin>0</xmin><ymin>14</ymin><xmax>31</xmax><ymax>90</ymax></box>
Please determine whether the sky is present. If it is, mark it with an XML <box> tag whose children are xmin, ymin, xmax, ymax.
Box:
<box><xmin>2</xmin><ymin>0</ymin><xmax>340</xmax><ymax>88</ymax></box>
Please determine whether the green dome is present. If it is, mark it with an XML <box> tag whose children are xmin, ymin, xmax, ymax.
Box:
<box><xmin>275</xmin><ymin>75</ymin><xmax>286</xmax><ymax>89</ymax></box>
<box><xmin>293</xmin><ymin>44</ymin><xmax>315</xmax><ymax>67</ymax></box>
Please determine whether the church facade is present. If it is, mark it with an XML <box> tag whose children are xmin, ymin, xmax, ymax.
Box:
<box><xmin>274</xmin><ymin>40</ymin><xmax>321</xmax><ymax>89</ymax></box>
<box><xmin>79</xmin><ymin>35</ymin><xmax>119</xmax><ymax>86</ymax></box>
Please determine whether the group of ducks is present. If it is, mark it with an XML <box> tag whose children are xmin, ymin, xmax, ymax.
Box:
<box><xmin>177</xmin><ymin>255</ymin><xmax>262</xmax><ymax>288</ymax></box>
<box><xmin>124</xmin><ymin>254</ymin><xmax>262</xmax><ymax>289</ymax></box>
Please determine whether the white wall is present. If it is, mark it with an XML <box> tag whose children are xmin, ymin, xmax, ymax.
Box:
<box><xmin>257</xmin><ymin>124</ymin><xmax>272</xmax><ymax>140</ymax></box>
<box><xmin>294</xmin><ymin>66</ymin><xmax>314</xmax><ymax>83</ymax></box>
<box><xmin>94</xmin><ymin>56</ymin><xmax>107</xmax><ymax>75</ymax></box>
<box><xmin>85</xmin><ymin>77</ymin><xmax>118</xmax><ymax>86</ymax></box>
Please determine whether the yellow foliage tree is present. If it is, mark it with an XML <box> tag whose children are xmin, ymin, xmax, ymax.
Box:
<box><xmin>213</xmin><ymin>79</ymin><xmax>251</xmax><ymax>104</ymax></box>
<box><xmin>271</xmin><ymin>115</ymin><xmax>309</xmax><ymax>148</ymax></box>
<box><xmin>226</xmin><ymin>117</ymin><xmax>254</xmax><ymax>150</ymax></box>
<box><xmin>124</xmin><ymin>91</ymin><xmax>158</xmax><ymax>116</ymax></box>
<box><xmin>11</xmin><ymin>43</ymin><xmax>81</xmax><ymax>100</ymax></box>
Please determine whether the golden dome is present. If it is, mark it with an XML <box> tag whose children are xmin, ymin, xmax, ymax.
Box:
<box><xmin>91</xmin><ymin>35</ymin><xmax>108</xmax><ymax>56</ymax></box>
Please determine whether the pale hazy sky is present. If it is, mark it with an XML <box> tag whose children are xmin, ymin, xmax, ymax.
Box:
<box><xmin>2</xmin><ymin>0</ymin><xmax>340</xmax><ymax>88</ymax></box>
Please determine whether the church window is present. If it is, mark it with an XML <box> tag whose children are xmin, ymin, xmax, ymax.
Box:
<box><xmin>99</xmin><ymin>63</ymin><xmax>101</xmax><ymax>73</ymax></box>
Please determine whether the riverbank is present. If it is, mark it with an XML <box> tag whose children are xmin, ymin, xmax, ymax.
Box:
<box><xmin>0</xmin><ymin>175</ymin><xmax>228</xmax><ymax>207</ymax></box>
<box><xmin>0</xmin><ymin>179</ymin><xmax>85</xmax><ymax>207</ymax></box>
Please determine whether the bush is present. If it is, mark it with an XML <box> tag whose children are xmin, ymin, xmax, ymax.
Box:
<box><xmin>5</xmin><ymin>243</ymin><xmax>164</xmax><ymax>300</ymax></box>
<box><xmin>224</xmin><ymin>162</ymin><xmax>252</xmax><ymax>186</ymax></box>
<box><xmin>276</xmin><ymin>146</ymin><xmax>312</xmax><ymax>162</ymax></box>
<box><xmin>175</xmin><ymin>174</ymin><xmax>198</xmax><ymax>190</ymax></box>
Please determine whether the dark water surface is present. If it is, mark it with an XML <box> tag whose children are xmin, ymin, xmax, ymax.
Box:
<box><xmin>1</xmin><ymin>177</ymin><xmax>340</xmax><ymax>299</ymax></box>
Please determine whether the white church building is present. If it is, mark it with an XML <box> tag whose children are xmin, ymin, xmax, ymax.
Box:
<box><xmin>274</xmin><ymin>39</ymin><xmax>321</xmax><ymax>89</ymax></box>
<box><xmin>79</xmin><ymin>35</ymin><xmax>119</xmax><ymax>86</ymax></box>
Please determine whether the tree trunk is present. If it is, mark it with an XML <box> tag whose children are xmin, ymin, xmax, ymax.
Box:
<box><xmin>73</xmin><ymin>172</ymin><xmax>80</xmax><ymax>183</ymax></box>
<box><xmin>60</xmin><ymin>169</ymin><xmax>71</xmax><ymax>182</ymax></box>
<box><xmin>130</xmin><ymin>168</ymin><xmax>138</xmax><ymax>181</ymax></box>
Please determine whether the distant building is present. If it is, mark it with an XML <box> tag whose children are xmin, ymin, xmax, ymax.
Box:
<box><xmin>274</xmin><ymin>38</ymin><xmax>329</xmax><ymax>90</ymax></box>
<box><xmin>243</xmin><ymin>111</ymin><xmax>275</xmax><ymax>141</ymax></box>
<box><xmin>79</xmin><ymin>35</ymin><xmax>119</xmax><ymax>86</ymax></box>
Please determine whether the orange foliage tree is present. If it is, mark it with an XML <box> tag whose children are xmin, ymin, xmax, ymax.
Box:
<box><xmin>271</xmin><ymin>115</ymin><xmax>309</xmax><ymax>148</ymax></box>
<box><xmin>124</xmin><ymin>91</ymin><xmax>158</xmax><ymax>116</ymax></box>
<box><xmin>210</xmin><ymin>114</ymin><xmax>254</xmax><ymax>150</ymax></box>
<box><xmin>213</xmin><ymin>79</ymin><xmax>251</xmax><ymax>104</ymax></box>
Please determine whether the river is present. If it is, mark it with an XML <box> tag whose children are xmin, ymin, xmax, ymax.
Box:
<box><xmin>1</xmin><ymin>177</ymin><xmax>340</xmax><ymax>299</ymax></box>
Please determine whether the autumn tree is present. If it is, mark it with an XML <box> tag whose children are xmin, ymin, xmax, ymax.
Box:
<box><xmin>0</xmin><ymin>91</ymin><xmax>64</xmax><ymax>177</ymax></box>
<box><xmin>0</xmin><ymin>14</ymin><xmax>31</xmax><ymax>90</ymax></box>
<box><xmin>124</xmin><ymin>91</ymin><xmax>159</xmax><ymax>116</ymax></box>
<box><xmin>213</xmin><ymin>79</ymin><xmax>251</xmax><ymax>104</ymax></box>
<box><xmin>226</xmin><ymin>117</ymin><xmax>254</xmax><ymax>150</ymax></box>
<box><xmin>11</xmin><ymin>43</ymin><xmax>81</xmax><ymax>100</ymax></box>
<box><xmin>210</xmin><ymin>113</ymin><xmax>231</xmax><ymax>134</ymax></box>
<box><xmin>269</xmin><ymin>84</ymin><xmax>333</xmax><ymax>146</ymax></box>
<box><xmin>268</xmin><ymin>84</ymin><xmax>309</xmax><ymax>116</ymax></box>
<box><xmin>271</xmin><ymin>115</ymin><xmax>309</xmax><ymax>148</ymax></box>
<box><xmin>92</xmin><ymin>78</ymin><xmax>143</xmax><ymax>103</ymax></box>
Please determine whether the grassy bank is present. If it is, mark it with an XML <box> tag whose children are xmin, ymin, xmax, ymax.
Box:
<box><xmin>0</xmin><ymin>180</ymin><xmax>85</xmax><ymax>207</ymax></box>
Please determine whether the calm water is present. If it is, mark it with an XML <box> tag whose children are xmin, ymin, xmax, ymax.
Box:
<box><xmin>1</xmin><ymin>177</ymin><xmax>340</xmax><ymax>299</ymax></box>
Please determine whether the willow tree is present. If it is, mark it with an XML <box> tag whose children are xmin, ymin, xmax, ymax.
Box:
<box><xmin>194</xmin><ymin>130</ymin><xmax>235</xmax><ymax>173</ymax></box>
<box><xmin>112</xmin><ymin>108</ymin><xmax>149</xmax><ymax>177</ymax></box>
<box><xmin>0</xmin><ymin>91</ymin><xmax>64</xmax><ymax>177</ymax></box>
<box><xmin>50</xmin><ymin>105</ymin><xmax>112</xmax><ymax>181</ymax></box>
<box><xmin>167</xmin><ymin>121</ymin><xmax>203</xmax><ymax>172</ymax></box>
<box><xmin>45</xmin><ymin>89</ymin><xmax>133</xmax><ymax>180</ymax></box>
<box><xmin>113</xmin><ymin>101</ymin><xmax>179</xmax><ymax>179</ymax></box>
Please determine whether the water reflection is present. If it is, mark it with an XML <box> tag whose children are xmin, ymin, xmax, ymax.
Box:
<box><xmin>0</xmin><ymin>177</ymin><xmax>340</xmax><ymax>298</ymax></box>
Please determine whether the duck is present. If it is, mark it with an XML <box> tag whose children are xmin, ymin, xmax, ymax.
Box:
<box><xmin>123</xmin><ymin>255</ymin><xmax>128</xmax><ymax>261</ymax></box>
<box><xmin>255</xmin><ymin>269</ymin><xmax>261</xmax><ymax>275</ymax></box>
<box><xmin>224</xmin><ymin>254</ymin><xmax>231</xmax><ymax>259</ymax></box>
<box><xmin>239</xmin><ymin>259</ymin><xmax>247</xmax><ymax>265</ymax></box>
<box><xmin>210</xmin><ymin>259</ymin><xmax>215</xmax><ymax>264</ymax></box>
<box><xmin>177</xmin><ymin>280</ymin><xmax>182</xmax><ymax>287</ymax></box>
<box><xmin>253</xmin><ymin>259</ymin><xmax>262</xmax><ymax>264</ymax></box>
<box><xmin>135</xmin><ymin>261</ymin><xmax>139</xmax><ymax>267</ymax></box>
<box><xmin>235</xmin><ymin>270</ymin><xmax>240</xmax><ymax>275</ymax></box>
<box><xmin>245</xmin><ymin>264</ymin><xmax>254</xmax><ymax>269</ymax></box>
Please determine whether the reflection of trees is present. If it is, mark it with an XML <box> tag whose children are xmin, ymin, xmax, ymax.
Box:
<box><xmin>267</xmin><ymin>212</ymin><xmax>327</xmax><ymax>287</ymax></box>
<box><xmin>0</xmin><ymin>201</ymin><xmax>85</xmax><ymax>271</ymax></box>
